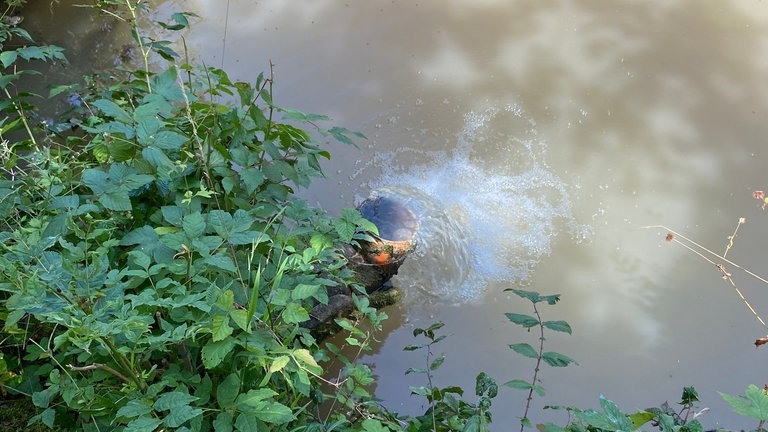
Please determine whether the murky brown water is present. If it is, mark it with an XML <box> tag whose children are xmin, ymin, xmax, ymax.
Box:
<box><xmin>31</xmin><ymin>0</ymin><xmax>768</xmax><ymax>429</ymax></box>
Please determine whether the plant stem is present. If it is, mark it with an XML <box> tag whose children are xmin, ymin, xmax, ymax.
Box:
<box><xmin>521</xmin><ymin>302</ymin><xmax>544</xmax><ymax>432</ymax></box>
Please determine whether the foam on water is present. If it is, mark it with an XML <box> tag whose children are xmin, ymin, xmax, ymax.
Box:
<box><xmin>364</xmin><ymin>104</ymin><xmax>589</xmax><ymax>303</ymax></box>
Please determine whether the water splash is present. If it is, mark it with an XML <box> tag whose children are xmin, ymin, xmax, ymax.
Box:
<box><xmin>364</xmin><ymin>103</ymin><xmax>589</xmax><ymax>303</ymax></box>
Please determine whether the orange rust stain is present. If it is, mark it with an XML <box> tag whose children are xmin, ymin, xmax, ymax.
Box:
<box><xmin>369</xmin><ymin>252</ymin><xmax>390</xmax><ymax>265</ymax></box>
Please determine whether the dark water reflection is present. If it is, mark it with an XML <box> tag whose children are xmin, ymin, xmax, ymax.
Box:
<box><xmin>32</xmin><ymin>0</ymin><xmax>768</xmax><ymax>429</ymax></box>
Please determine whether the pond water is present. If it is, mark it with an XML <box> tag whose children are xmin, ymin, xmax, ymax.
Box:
<box><xmin>31</xmin><ymin>0</ymin><xmax>768</xmax><ymax>429</ymax></box>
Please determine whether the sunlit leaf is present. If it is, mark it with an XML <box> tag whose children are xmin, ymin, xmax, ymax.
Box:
<box><xmin>720</xmin><ymin>385</ymin><xmax>768</xmax><ymax>421</ymax></box>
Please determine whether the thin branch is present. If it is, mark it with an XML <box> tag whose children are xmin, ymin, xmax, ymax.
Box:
<box><xmin>67</xmin><ymin>363</ymin><xmax>132</xmax><ymax>385</ymax></box>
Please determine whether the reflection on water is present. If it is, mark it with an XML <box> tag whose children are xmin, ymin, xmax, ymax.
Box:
<box><xmin>38</xmin><ymin>0</ymin><xmax>768</xmax><ymax>428</ymax></box>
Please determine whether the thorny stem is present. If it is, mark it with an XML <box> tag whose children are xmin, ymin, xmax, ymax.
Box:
<box><xmin>520</xmin><ymin>302</ymin><xmax>545</xmax><ymax>432</ymax></box>
<box><xmin>643</xmin><ymin>223</ymin><xmax>768</xmax><ymax>330</ymax></box>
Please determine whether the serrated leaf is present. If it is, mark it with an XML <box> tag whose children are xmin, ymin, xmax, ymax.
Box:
<box><xmin>213</xmin><ymin>412</ymin><xmax>234</xmax><ymax>432</ymax></box>
<box><xmin>154</xmin><ymin>391</ymin><xmax>198</xmax><ymax>411</ymax></box>
<box><xmin>211</xmin><ymin>314</ymin><xmax>234</xmax><ymax>342</ymax></box>
<box><xmin>510</xmin><ymin>343</ymin><xmax>538</xmax><ymax>359</ymax></box>
<box><xmin>202</xmin><ymin>338</ymin><xmax>237</xmax><ymax>369</ymax></box>
<box><xmin>235</xmin><ymin>411</ymin><xmax>258</xmax><ymax>432</ymax></box>
<box><xmin>505</xmin><ymin>312</ymin><xmax>539</xmax><ymax>328</ymax></box>
<box><xmin>241</xmin><ymin>167</ymin><xmax>265</xmax><ymax>194</ymax></box>
<box><xmin>292</xmin><ymin>348</ymin><xmax>322</xmax><ymax>375</ymax></box>
<box><xmin>125</xmin><ymin>416</ymin><xmax>163</xmax><ymax>432</ymax></box>
<box><xmin>229</xmin><ymin>309</ymin><xmax>249</xmax><ymax>331</ymax></box>
<box><xmin>291</xmin><ymin>284</ymin><xmax>319</xmax><ymax>300</ymax></box>
<box><xmin>720</xmin><ymin>385</ymin><xmax>768</xmax><ymax>421</ymax></box>
<box><xmin>281</xmin><ymin>303</ymin><xmax>309</xmax><ymax>324</ymax></box>
<box><xmin>541</xmin><ymin>351</ymin><xmax>577</xmax><ymax>367</ymax></box>
<box><xmin>269</xmin><ymin>355</ymin><xmax>290</xmax><ymax>373</ymax></box>
<box><xmin>333</xmin><ymin>218</ymin><xmax>356</xmax><ymax>243</ymax></box>
<box><xmin>153</xmin><ymin>130</ymin><xmax>186</xmax><ymax>151</ymax></box>
<box><xmin>235</xmin><ymin>389</ymin><xmax>294</xmax><ymax>424</ymax></box>
<box><xmin>163</xmin><ymin>404</ymin><xmax>203</xmax><ymax>428</ymax></box>
<box><xmin>508</xmin><ymin>289</ymin><xmax>541</xmax><ymax>303</ymax></box>
<box><xmin>205</xmin><ymin>254</ymin><xmax>237</xmax><ymax>274</ymax></box>
<box><xmin>182</xmin><ymin>212</ymin><xmax>206</xmax><ymax>238</ymax></box>
<box><xmin>92</xmin><ymin>99</ymin><xmax>132</xmax><ymax>123</ymax></box>
<box><xmin>116</xmin><ymin>399</ymin><xmax>152</xmax><ymax>419</ymax></box>
<box><xmin>599</xmin><ymin>395</ymin><xmax>634</xmax><ymax>431</ymax></box>
<box><xmin>542</xmin><ymin>320</ymin><xmax>572</xmax><ymax>334</ymax></box>
<box><xmin>217</xmin><ymin>373</ymin><xmax>240</xmax><ymax>409</ymax></box>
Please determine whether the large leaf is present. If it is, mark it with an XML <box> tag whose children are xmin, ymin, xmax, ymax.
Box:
<box><xmin>235</xmin><ymin>389</ymin><xmax>294</xmax><ymax>424</ymax></box>
<box><xmin>201</xmin><ymin>338</ymin><xmax>237</xmax><ymax>369</ymax></box>
<box><xmin>217</xmin><ymin>373</ymin><xmax>240</xmax><ymax>409</ymax></box>
<box><xmin>720</xmin><ymin>385</ymin><xmax>768</xmax><ymax>421</ymax></box>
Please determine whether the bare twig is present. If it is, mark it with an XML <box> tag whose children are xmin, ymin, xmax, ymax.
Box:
<box><xmin>643</xmin><ymin>223</ymin><xmax>768</xmax><ymax>330</ymax></box>
<box><xmin>67</xmin><ymin>363</ymin><xmax>132</xmax><ymax>385</ymax></box>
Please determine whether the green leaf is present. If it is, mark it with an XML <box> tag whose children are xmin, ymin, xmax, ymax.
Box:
<box><xmin>542</xmin><ymin>320</ymin><xmax>572</xmax><ymax>334</ymax></box>
<box><xmin>333</xmin><ymin>218</ymin><xmax>356</xmax><ymax>243</ymax></box>
<box><xmin>116</xmin><ymin>399</ymin><xmax>152</xmax><ymax>419</ymax></box>
<box><xmin>628</xmin><ymin>411</ymin><xmax>656</xmax><ymax>430</ymax></box>
<box><xmin>269</xmin><ymin>355</ymin><xmax>290</xmax><ymax>373</ymax></box>
<box><xmin>680</xmin><ymin>386</ymin><xmax>700</xmax><ymax>405</ymax></box>
<box><xmin>142</xmin><ymin>147</ymin><xmax>175</xmax><ymax>177</ymax></box>
<box><xmin>235</xmin><ymin>389</ymin><xmax>294</xmax><ymax>424</ymax></box>
<box><xmin>0</xmin><ymin>50</ymin><xmax>18</xmax><ymax>68</ymax></box>
<box><xmin>541</xmin><ymin>351</ymin><xmax>577</xmax><ymax>367</ymax></box>
<box><xmin>182</xmin><ymin>212</ymin><xmax>206</xmax><ymax>238</ymax></box>
<box><xmin>601</xmin><ymin>395</ymin><xmax>634</xmax><ymax>431</ymax></box>
<box><xmin>213</xmin><ymin>412</ymin><xmax>234</xmax><ymax>432</ymax></box>
<box><xmin>205</xmin><ymin>254</ymin><xmax>238</xmax><ymax>274</ymax></box>
<box><xmin>217</xmin><ymin>373</ymin><xmax>240</xmax><ymax>409</ymax></box>
<box><xmin>720</xmin><ymin>384</ymin><xmax>768</xmax><ymax>421</ymax></box>
<box><xmin>430</xmin><ymin>353</ymin><xmax>445</xmax><ymax>371</ymax></box>
<box><xmin>505</xmin><ymin>312</ymin><xmax>539</xmax><ymax>328</ymax></box>
<box><xmin>230</xmin><ymin>309</ymin><xmax>249</xmax><ymax>331</ymax></box>
<box><xmin>509</xmin><ymin>343</ymin><xmax>538</xmax><ymax>359</ymax></box>
<box><xmin>211</xmin><ymin>314</ymin><xmax>234</xmax><ymax>342</ymax></box>
<box><xmin>281</xmin><ymin>303</ymin><xmax>309</xmax><ymax>324</ymax></box>
<box><xmin>163</xmin><ymin>404</ymin><xmax>203</xmax><ymax>428</ymax></box>
<box><xmin>202</xmin><ymin>338</ymin><xmax>237</xmax><ymax>369</ymax></box>
<box><xmin>504</xmin><ymin>379</ymin><xmax>533</xmax><ymax>391</ymax></box>
<box><xmin>241</xmin><ymin>167</ymin><xmax>266</xmax><ymax>194</ymax></box>
<box><xmin>292</xmin><ymin>349</ymin><xmax>323</xmax><ymax>376</ymax></box>
<box><xmin>508</xmin><ymin>289</ymin><xmax>541</xmax><ymax>303</ymax></box>
<box><xmin>92</xmin><ymin>99</ymin><xmax>133</xmax><ymax>123</ymax></box>
<box><xmin>234</xmin><ymin>412</ymin><xmax>258</xmax><ymax>432</ymax></box>
<box><xmin>291</xmin><ymin>284</ymin><xmax>319</xmax><ymax>300</ymax></box>
<box><xmin>125</xmin><ymin>416</ymin><xmax>163</xmax><ymax>432</ymax></box>
<box><xmin>361</xmin><ymin>418</ymin><xmax>390</xmax><ymax>432</ymax></box>
<box><xmin>154</xmin><ymin>391</ymin><xmax>198</xmax><ymax>411</ymax></box>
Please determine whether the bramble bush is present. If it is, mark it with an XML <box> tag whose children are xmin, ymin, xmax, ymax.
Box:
<box><xmin>0</xmin><ymin>2</ymin><xmax>393</xmax><ymax>430</ymax></box>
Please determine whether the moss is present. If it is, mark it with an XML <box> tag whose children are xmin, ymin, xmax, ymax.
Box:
<box><xmin>0</xmin><ymin>397</ymin><xmax>63</xmax><ymax>432</ymax></box>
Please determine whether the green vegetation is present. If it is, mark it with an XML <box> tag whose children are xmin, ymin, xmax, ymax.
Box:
<box><xmin>2</xmin><ymin>1</ymin><xmax>768</xmax><ymax>431</ymax></box>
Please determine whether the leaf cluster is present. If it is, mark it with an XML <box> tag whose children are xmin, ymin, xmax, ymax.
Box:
<box><xmin>0</xmin><ymin>4</ymin><xmax>388</xmax><ymax>431</ymax></box>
